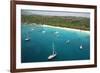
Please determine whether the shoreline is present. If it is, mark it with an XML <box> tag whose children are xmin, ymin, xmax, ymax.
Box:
<box><xmin>22</xmin><ymin>23</ymin><xmax>90</xmax><ymax>34</ymax></box>
<box><xmin>42</xmin><ymin>24</ymin><xmax>90</xmax><ymax>34</ymax></box>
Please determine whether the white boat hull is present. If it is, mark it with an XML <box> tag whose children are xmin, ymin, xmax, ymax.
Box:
<box><xmin>48</xmin><ymin>54</ymin><xmax>56</xmax><ymax>60</ymax></box>
<box><xmin>25</xmin><ymin>38</ymin><xmax>30</xmax><ymax>41</ymax></box>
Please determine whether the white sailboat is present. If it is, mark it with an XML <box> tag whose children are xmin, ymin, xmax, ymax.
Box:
<box><xmin>25</xmin><ymin>32</ymin><xmax>31</xmax><ymax>41</ymax></box>
<box><xmin>80</xmin><ymin>44</ymin><xmax>83</xmax><ymax>49</ymax></box>
<box><xmin>79</xmin><ymin>28</ymin><xmax>83</xmax><ymax>49</ymax></box>
<box><xmin>66</xmin><ymin>40</ymin><xmax>70</xmax><ymax>44</ymax></box>
<box><xmin>42</xmin><ymin>24</ymin><xmax>46</xmax><ymax>34</ymax></box>
<box><xmin>31</xmin><ymin>28</ymin><xmax>34</xmax><ymax>31</ymax></box>
<box><xmin>42</xmin><ymin>30</ymin><xmax>46</xmax><ymax>34</ymax></box>
<box><xmin>48</xmin><ymin>42</ymin><xmax>57</xmax><ymax>60</ymax></box>
<box><xmin>25</xmin><ymin>37</ymin><xmax>30</xmax><ymax>41</ymax></box>
<box><xmin>25</xmin><ymin>28</ymin><xmax>34</xmax><ymax>41</ymax></box>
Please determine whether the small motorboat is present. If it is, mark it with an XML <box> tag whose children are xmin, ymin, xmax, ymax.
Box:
<box><xmin>48</xmin><ymin>42</ymin><xmax>57</xmax><ymax>60</ymax></box>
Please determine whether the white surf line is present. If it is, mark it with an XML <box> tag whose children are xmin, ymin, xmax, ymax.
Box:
<box><xmin>42</xmin><ymin>24</ymin><xmax>90</xmax><ymax>34</ymax></box>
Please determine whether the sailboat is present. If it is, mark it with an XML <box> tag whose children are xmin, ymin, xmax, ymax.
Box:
<box><xmin>42</xmin><ymin>30</ymin><xmax>46</xmax><ymax>34</ymax></box>
<box><xmin>80</xmin><ymin>45</ymin><xmax>83</xmax><ymax>49</ymax></box>
<box><xmin>66</xmin><ymin>40</ymin><xmax>70</xmax><ymax>44</ymax></box>
<box><xmin>25</xmin><ymin>37</ymin><xmax>30</xmax><ymax>41</ymax></box>
<box><xmin>48</xmin><ymin>42</ymin><xmax>57</xmax><ymax>60</ymax></box>
<box><xmin>79</xmin><ymin>28</ymin><xmax>83</xmax><ymax>49</ymax></box>
<box><xmin>25</xmin><ymin>32</ymin><xmax>31</xmax><ymax>41</ymax></box>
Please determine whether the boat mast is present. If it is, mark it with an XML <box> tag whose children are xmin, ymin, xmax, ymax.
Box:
<box><xmin>80</xmin><ymin>25</ymin><xmax>83</xmax><ymax>49</ymax></box>
<box><xmin>52</xmin><ymin>42</ymin><xmax>55</xmax><ymax>54</ymax></box>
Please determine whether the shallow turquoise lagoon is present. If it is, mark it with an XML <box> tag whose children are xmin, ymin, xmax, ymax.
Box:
<box><xmin>21</xmin><ymin>23</ymin><xmax>90</xmax><ymax>63</ymax></box>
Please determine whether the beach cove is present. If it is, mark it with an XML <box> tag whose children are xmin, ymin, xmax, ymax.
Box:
<box><xmin>21</xmin><ymin>23</ymin><xmax>90</xmax><ymax>63</ymax></box>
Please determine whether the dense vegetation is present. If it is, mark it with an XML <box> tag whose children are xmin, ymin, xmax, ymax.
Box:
<box><xmin>21</xmin><ymin>15</ymin><xmax>90</xmax><ymax>30</ymax></box>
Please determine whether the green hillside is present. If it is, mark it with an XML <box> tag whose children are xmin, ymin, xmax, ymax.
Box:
<box><xmin>21</xmin><ymin>15</ymin><xmax>90</xmax><ymax>30</ymax></box>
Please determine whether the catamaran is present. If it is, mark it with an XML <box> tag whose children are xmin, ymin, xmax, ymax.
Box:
<box><xmin>48</xmin><ymin>42</ymin><xmax>57</xmax><ymax>60</ymax></box>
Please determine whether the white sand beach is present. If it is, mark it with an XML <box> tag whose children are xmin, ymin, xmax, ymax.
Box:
<box><xmin>42</xmin><ymin>24</ymin><xmax>90</xmax><ymax>34</ymax></box>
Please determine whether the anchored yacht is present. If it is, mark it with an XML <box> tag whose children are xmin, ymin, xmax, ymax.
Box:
<box><xmin>48</xmin><ymin>42</ymin><xmax>57</xmax><ymax>60</ymax></box>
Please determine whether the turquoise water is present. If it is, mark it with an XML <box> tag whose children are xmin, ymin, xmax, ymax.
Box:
<box><xmin>21</xmin><ymin>23</ymin><xmax>90</xmax><ymax>63</ymax></box>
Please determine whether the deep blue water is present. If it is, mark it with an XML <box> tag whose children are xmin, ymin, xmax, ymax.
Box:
<box><xmin>21</xmin><ymin>23</ymin><xmax>90</xmax><ymax>63</ymax></box>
